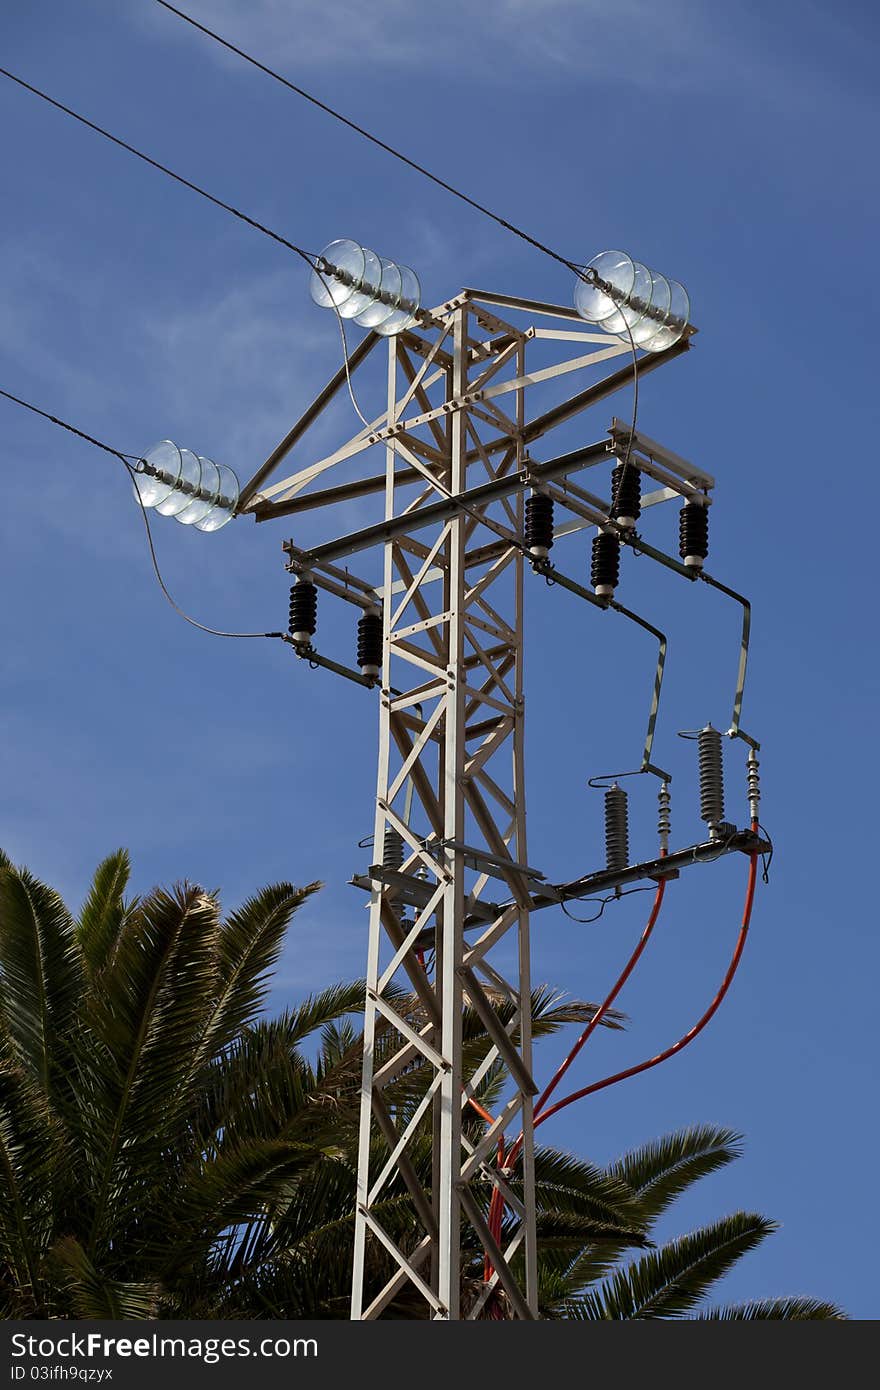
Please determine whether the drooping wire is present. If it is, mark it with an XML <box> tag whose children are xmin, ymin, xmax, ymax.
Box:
<box><xmin>121</xmin><ymin>461</ymin><xmax>284</xmax><ymax>640</ymax></box>
<box><xmin>559</xmin><ymin>882</ymin><xmax>657</xmax><ymax>925</ymax></box>
<box><xmin>152</xmin><ymin>0</ymin><xmax>582</xmax><ymax>277</ymax></box>
<box><xmin>0</xmin><ymin>383</ymin><xmax>283</xmax><ymax>642</ymax></box>
<box><xmin>0</xmin><ymin>65</ymin><xmax>318</xmax><ymax>275</ymax></box>
<box><xmin>559</xmin><ymin>897</ymin><xmax>611</xmax><ymax>925</ymax></box>
<box><xmin>310</xmin><ymin>263</ymin><xmax>373</xmax><ymax>429</ymax></box>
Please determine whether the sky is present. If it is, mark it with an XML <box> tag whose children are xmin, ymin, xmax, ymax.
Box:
<box><xmin>1</xmin><ymin>0</ymin><xmax>878</xmax><ymax>1318</ymax></box>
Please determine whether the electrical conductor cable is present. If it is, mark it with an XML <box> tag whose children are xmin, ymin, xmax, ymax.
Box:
<box><xmin>0</xmin><ymin>385</ymin><xmax>283</xmax><ymax>641</ymax></box>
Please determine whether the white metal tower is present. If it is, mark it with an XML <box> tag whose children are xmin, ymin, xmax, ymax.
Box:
<box><xmin>240</xmin><ymin>287</ymin><xmax>692</xmax><ymax>1319</ymax></box>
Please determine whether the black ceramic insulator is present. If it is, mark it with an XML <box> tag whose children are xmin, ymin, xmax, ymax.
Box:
<box><xmin>383</xmin><ymin>827</ymin><xmax>404</xmax><ymax>872</ymax></box>
<box><xmin>605</xmin><ymin>784</ymin><xmax>629</xmax><ymax>873</ymax></box>
<box><xmin>524</xmin><ymin>493</ymin><xmax>554</xmax><ymax>554</ymax></box>
<box><xmin>611</xmin><ymin>463</ymin><xmax>641</xmax><ymax>523</ymax></box>
<box><xmin>698</xmin><ymin>725</ymin><xmax>725</xmax><ymax>826</ymax></box>
<box><xmin>591</xmin><ymin>532</ymin><xmax>620</xmax><ymax>592</ymax></box>
<box><xmin>288</xmin><ymin>581</ymin><xmax>317</xmax><ymax>639</ymax></box>
<box><xmin>357</xmin><ymin>611</ymin><xmax>383</xmax><ymax>671</ymax></box>
<box><xmin>679</xmin><ymin>502</ymin><xmax>709</xmax><ymax>561</ymax></box>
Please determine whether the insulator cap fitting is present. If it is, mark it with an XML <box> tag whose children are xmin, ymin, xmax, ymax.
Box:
<box><xmin>680</xmin><ymin>501</ymin><xmax>709</xmax><ymax>568</ymax></box>
<box><xmin>357</xmin><ymin>610</ymin><xmax>383</xmax><ymax>677</ymax></box>
<box><xmin>605</xmin><ymin>783</ymin><xmax>629</xmax><ymax>873</ymax></box>
<box><xmin>591</xmin><ymin>530</ymin><xmax>620</xmax><ymax>596</ymax></box>
<box><xmin>698</xmin><ymin>724</ymin><xmax>725</xmax><ymax>829</ymax></box>
<box><xmin>288</xmin><ymin>580</ymin><xmax>317</xmax><ymax>643</ymax></box>
<box><xmin>524</xmin><ymin>492</ymin><xmax>554</xmax><ymax>559</ymax></box>
<box><xmin>611</xmin><ymin>463</ymin><xmax>641</xmax><ymax>528</ymax></box>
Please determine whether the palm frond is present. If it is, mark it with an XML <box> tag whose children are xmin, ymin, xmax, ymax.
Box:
<box><xmin>281</xmin><ymin>980</ymin><xmax>368</xmax><ymax>1050</ymax></box>
<box><xmin>694</xmin><ymin>1296</ymin><xmax>847</xmax><ymax>1320</ymax></box>
<box><xmin>0</xmin><ymin>865</ymin><xmax>82</xmax><ymax>1096</ymax></box>
<box><xmin>49</xmin><ymin>1236</ymin><xmax>161</xmax><ymax>1319</ymax></box>
<box><xmin>532</xmin><ymin>1146</ymin><xmax>644</xmax><ymax>1228</ymax></box>
<box><xmin>81</xmin><ymin>885</ymin><xmax>221</xmax><ymax>1250</ymax></box>
<box><xmin>192</xmin><ymin>1022</ymin><xmax>314</xmax><ymax>1151</ymax></box>
<box><xmin>209</xmin><ymin>882</ymin><xmax>321</xmax><ymax>1048</ymax></box>
<box><xmin>529</xmin><ymin>984</ymin><xmax>626</xmax><ymax>1033</ymax></box>
<box><xmin>0</xmin><ymin>1060</ymin><xmax>59</xmax><ymax>1307</ymax></box>
<box><xmin>318</xmin><ymin>1020</ymin><xmax>359</xmax><ymax>1072</ymax></box>
<box><xmin>609</xmin><ymin>1125</ymin><xmax>743</xmax><ymax>1228</ymax></box>
<box><xmin>77</xmin><ymin>849</ymin><xmax>133</xmax><ymax>975</ymax></box>
<box><xmin>580</xmin><ymin>1212</ymin><xmax>776</xmax><ymax>1319</ymax></box>
<box><xmin>532</xmin><ymin>1208</ymin><xmax>648</xmax><ymax>1252</ymax></box>
<box><xmin>159</xmin><ymin>1139</ymin><xmax>315</xmax><ymax>1279</ymax></box>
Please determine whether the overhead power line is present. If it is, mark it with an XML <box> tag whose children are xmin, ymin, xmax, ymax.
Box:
<box><xmin>0</xmin><ymin>385</ymin><xmax>283</xmax><ymax>641</ymax></box>
<box><xmin>152</xmin><ymin>0</ymin><xmax>581</xmax><ymax>277</ymax></box>
<box><xmin>0</xmin><ymin>65</ymin><xmax>317</xmax><ymax>270</ymax></box>
<box><xmin>0</xmin><ymin>386</ymin><xmax>139</xmax><ymax>470</ymax></box>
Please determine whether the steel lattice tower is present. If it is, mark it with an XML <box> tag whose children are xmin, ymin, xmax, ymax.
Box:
<box><xmin>241</xmin><ymin>288</ymin><xmax>693</xmax><ymax>1319</ymax></box>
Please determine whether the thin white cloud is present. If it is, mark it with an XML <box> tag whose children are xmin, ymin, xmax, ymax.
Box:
<box><xmin>142</xmin><ymin>267</ymin><xmax>330</xmax><ymax>462</ymax></box>
<box><xmin>0</xmin><ymin>238</ymin><xmax>113</xmax><ymax>410</ymax></box>
<box><xmin>137</xmin><ymin>0</ymin><xmax>878</xmax><ymax>123</ymax></box>
<box><xmin>140</xmin><ymin>0</ymin><xmax>729</xmax><ymax>87</ymax></box>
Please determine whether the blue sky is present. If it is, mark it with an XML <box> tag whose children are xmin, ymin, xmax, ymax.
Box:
<box><xmin>1</xmin><ymin>0</ymin><xmax>877</xmax><ymax>1316</ymax></box>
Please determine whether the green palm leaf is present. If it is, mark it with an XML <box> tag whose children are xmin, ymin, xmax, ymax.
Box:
<box><xmin>159</xmin><ymin>1139</ymin><xmax>316</xmax><ymax>1279</ymax></box>
<box><xmin>0</xmin><ymin>1059</ymin><xmax>59</xmax><ymax>1306</ymax></box>
<box><xmin>531</xmin><ymin>1146</ymin><xmax>644</xmax><ymax>1228</ymax></box>
<box><xmin>49</xmin><ymin>1236</ymin><xmax>161</xmax><ymax>1320</ymax></box>
<box><xmin>0</xmin><ymin>865</ymin><xmax>82</xmax><ymax>1097</ymax></box>
<box><xmin>609</xmin><ymin>1125</ymin><xmax>743</xmax><ymax>1227</ymax></box>
<box><xmin>282</xmin><ymin>981</ymin><xmax>371</xmax><ymax>1050</ymax></box>
<box><xmin>76</xmin><ymin>850</ymin><xmax>133</xmax><ymax>975</ymax></box>
<box><xmin>695</xmin><ymin>1296</ymin><xmax>847</xmax><ymax>1320</ymax></box>
<box><xmin>81</xmin><ymin>886</ymin><xmax>221</xmax><ymax>1252</ymax></box>
<box><xmin>574</xmin><ymin>1213</ymin><xmax>776</xmax><ymax>1319</ymax></box>
<box><xmin>166</xmin><ymin>882</ymin><xmax>320</xmax><ymax>1124</ymax></box>
<box><xmin>209</xmin><ymin>881</ymin><xmax>320</xmax><ymax>1048</ymax></box>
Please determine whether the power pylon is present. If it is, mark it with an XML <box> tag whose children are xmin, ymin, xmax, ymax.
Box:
<box><xmin>240</xmin><ymin>286</ymin><xmax>694</xmax><ymax>1319</ymax></box>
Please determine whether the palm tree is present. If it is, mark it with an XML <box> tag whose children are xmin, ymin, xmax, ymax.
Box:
<box><xmin>0</xmin><ymin>850</ymin><xmax>844</xmax><ymax>1319</ymax></box>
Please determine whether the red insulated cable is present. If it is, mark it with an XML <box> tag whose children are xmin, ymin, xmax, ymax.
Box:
<box><xmin>465</xmin><ymin>1095</ymin><xmax>506</xmax><ymax>1282</ymax></box>
<box><xmin>533</xmin><ymin>837</ymin><xmax>759</xmax><ymax>1132</ymax></box>
<box><xmin>478</xmin><ymin>836</ymin><xmax>759</xmax><ymax>1308</ymax></box>
<box><xmin>536</xmin><ymin>877</ymin><xmax>668</xmax><ymax>1116</ymax></box>
<box><xmin>482</xmin><ymin>870</ymin><xmax>668</xmax><ymax>1289</ymax></box>
<box><xmin>505</xmin><ymin>873</ymin><xmax>668</xmax><ymax>1173</ymax></box>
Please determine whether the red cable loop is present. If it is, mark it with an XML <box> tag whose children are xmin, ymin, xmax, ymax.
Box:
<box><xmin>482</xmin><ymin>867</ymin><xmax>669</xmax><ymax>1289</ymax></box>
<box><xmin>533</xmin><ymin>837</ymin><xmax>759</xmax><ymax>1132</ymax></box>
<box><xmin>506</xmin><ymin>870</ymin><xmax>668</xmax><ymax>1173</ymax></box>
<box><xmin>479</xmin><ymin>832</ymin><xmax>759</xmax><ymax>1305</ymax></box>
